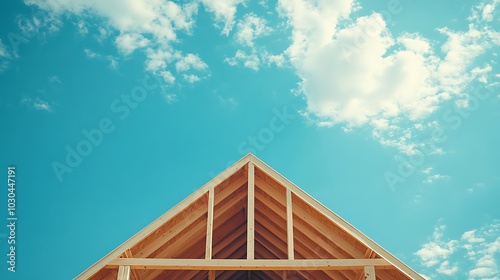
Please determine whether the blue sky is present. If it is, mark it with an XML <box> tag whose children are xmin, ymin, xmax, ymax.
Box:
<box><xmin>0</xmin><ymin>0</ymin><xmax>499</xmax><ymax>279</ymax></box>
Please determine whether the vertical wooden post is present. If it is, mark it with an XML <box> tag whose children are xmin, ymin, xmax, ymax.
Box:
<box><xmin>206</xmin><ymin>188</ymin><xmax>215</xmax><ymax>278</ymax></box>
<box><xmin>286</xmin><ymin>189</ymin><xmax>294</xmax><ymax>260</ymax></box>
<box><xmin>206</xmin><ymin>188</ymin><xmax>214</xmax><ymax>259</ymax></box>
<box><xmin>364</xmin><ymin>265</ymin><xmax>376</xmax><ymax>280</ymax></box>
<box><xmin>117</xmin><ymin>265</ymin><xmax>130</xmax><ymax>280</ymax></box>
<box><xmin>247</xmin><ymin>162</ymin><xmax>255</xmax><ymax>260</ymax></box>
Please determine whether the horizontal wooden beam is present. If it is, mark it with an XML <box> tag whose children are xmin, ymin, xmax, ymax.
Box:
<box><xmin>106</xmin><ymin>258</ymin><xmax>391</xmax><ymax>270</ymax></box>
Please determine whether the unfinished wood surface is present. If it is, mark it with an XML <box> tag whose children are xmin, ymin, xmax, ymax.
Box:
<box><xmin>247</xmin><ymin>162</ymin><xmax>255</xmax><ymax>260</ymax></box>
<box><xmin>108</xmin><ymin>258</ymin><xmax>392</xmax><ymax>270</ymax></box>
<box><xmin>286</xmin><ymin>188</ymin><xmax>294</xmax><ymax>260</ymax></box>
<box><xmin>364</xmin><ymin>265</ymin><xmax>376</xmax><ymax>280</ymax></box>
<box><xmin>251</xmin><ymin>156</ymin><xmax>424</xmax><ymax>279</ymax></box>
<box><xmin>123</xmin><ymin>250</ymin><xmax>141</xmax><ymax>280</ymax></box>
<box><xmin>206</xmin><ymin>188</ymin><xmax>215</xmax><ymax>260</ymax></box>
<box><xmin>78</xmin><ymin>154</ymin><xmax>424</xmax><ymax>280</ymax></box>
<box><xmin>117</xmin><ymin>266</ymin><xmax>130</xmax><ymax>280</ymax></box>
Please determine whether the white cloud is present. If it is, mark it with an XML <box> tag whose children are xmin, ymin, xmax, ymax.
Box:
<box><xmin>200</xmin><ymin>0</ymin><xmax>246</xmax><ymax>35</ymax></box>
<box><xmin>226</xmin><ymin>13</ymin><xmax>282</xmax><ymax>71</ymax></box>
<box><xmin>436</xmin><ymin>260</ymin><xmax>458</xmax><ymax>276</ymax></box>
<box><xmin>159</xmin><ymin>70</ymin><xmax>175</xmax><ymax>84</ymax></box>
<box><xmin>21</xmin><ymin>97</ymin><xmax>53</xmax><ymax>112</ymax></box>
<box><xmin>25</xmin><ymin>0</ymin><xmax>201</xmax><ymax>83</ymax></box>
<box><xmin>84</xmin><ymin>48</ymin><xmax>98</xmax><ymax>58</ymax></box>
<box><xmin>175</xmin><ymin>53</ymin><xmax>208</xmax><ymax>72</ymax></box>
<box><xmin>16</xmin><ymin>10</ymin><xmax>62</xmax><ymax>40</ymax></box>
<box><xmin>424</xmin><ymin>174</ymin><xmax>450</xmax><ymax>184</ymax></box>
<box><xmin>263</xmin><ymin>53</ymin><xmax>285</xmax><ymax>67</ymax></box>
<box><xmin>416</xmin><ymin>225</ymin><xmax>457</xmax><ymax>266</ymax></box>
<box><xmin>415</xmin><ymin>224</ymin><xmax>458</xmax><ymax>267</ymax></box>
<box><xmin>471</xmin><ymin>65</ymin><xmax>493</xmax><ymax>83</ymax></box>
<box><xmin>145</xmin><ymin>48</ymin><xmax>179</xmax><ymax>72</ymax></box>
<box><xmin>422</xmin><ymin>167</ymin><xmax>433</xmax><ymax>175</ymax></box>
<box><xmin>398</xmin><ymin>33</ymin><xmax>431</xmax><ymax>54</ymax></box>
<box><xmin>183</xmin><ymin>74</ymin><xmax>200</xmax><ymax>83</ymax></box>
<box><xmin>462</xmin><ymin>231</ymin><xmax>486</xmax><ymax>243</ymax></box>
<box><xmin>279</xmin><ymin>0</ymin><xmax>500</xmax><ymax>154</ymax></box>
<box><xmin>76</xmin><ymin>20</ymin><xmax>88</xmax><ymax>35</ymax></box>
<box><xmin>162</xmin><ymin>92</ymin><xmax>177</xmax><ymax>103</ymax></box>
<box><xmin>235</xmin><ymin>13</ymin><xmax>272</xmax><ymax>47</ymax></box>
<box><xmin>115</xmin><ymin>33</ymin><xmax>150</xmax><ymax>55</ymax></box>
<box><xmin>224</xmin><ymin>50</ymin><xmax>260</xmax><ymax>70</ymax></box>
<box><xmin>95</xmin><ymin>26</ymin><xmax>110</xmax><ymax>42</ymax></box>
<box><xmin>474</xmin><ymin>0</ymin><xmax>499</xmax><ymax>22</ymax></box>
<box><xmin>416</xmin><ymin>221</ymin><xmax>500</xmax><ymax>279</ymax></box>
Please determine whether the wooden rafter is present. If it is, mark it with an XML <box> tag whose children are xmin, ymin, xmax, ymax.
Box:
<box><xmin>75</xmin><ymin>154</ymin><xmax>425</xmax><ymax>280</ymax></box>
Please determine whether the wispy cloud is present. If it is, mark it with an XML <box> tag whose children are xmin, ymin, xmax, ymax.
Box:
<box><xmin>15</xmin><ymin>9</ymin><xmax>62</xmax><ymax>43</ymax></box>
<box><xmin>415</xmin><ymin>224</ymin><xmax>459</xmax><ymax>268</ymax></box>
<box><xmin>235</xmin><ymin>13</ymin><xmax>272</xmax><ymax>47</ymax></box>
<box><xmin>424</xmin><ymin>174</ymin><xmax>450</xmax><ymax>185</ymax></box>
<box><xmin>183</xmin><ymin>74</ymin><xmax>200</xmax><ymax>83</ymax></box>
<box><xmin>25</xmin><ymin>0</ymin><xmax>214</xmax><ymax>85</ymax></box>
<box><xmin>224</xmin><ymin>50</ymin><xmax>260</xmax><ymax>71</ymax></box>
<box><xmin>415</xmin><ymin>221</ymin><xmax>500</xmax><ymax>278</ymax></box>
<box><xmin>226</xmin><ymin>13</ymin><xmax>283</xmax><ymax>70</ymax></box>
<box><xmin>175</xmin><ymin>53</ymin><xmax>207</xmax><ymax>72</ymax></box>
<box><xmin>21</xmin><ymin>97</ymin><xmax>53</xmax><ymax>112</ymax></box>
<box><xmin>84</xmin><ymin>48</ymin><xmax>118</xmax><ymax>69</ymax></box>
<box><xmin>48</xmin><ymin>75</ymin><xmax>61</xmax><ymax>84</ymax></box>
<box><xmin>467</xmin><ymin>182</ymin><xmax>486</xmax><ymax>193</ymax></box>
<box><xmin>161</xmin><ymin>92</ymin><xmax>177</xmax><ymax>104</ymax></box>
<box><xmin>218</xmin><ymin>96</ymin><xmax>238</xmax><ymax>107</ymax></box>
<box><xmin>200</xmin><ymin>0</ymin><xmax>246</xmax><ymax>35</ymax></box>
<box><xmin>115</xmin><ymin>33</ymin><xmax>150</xmax><ymax>55</ymax></box>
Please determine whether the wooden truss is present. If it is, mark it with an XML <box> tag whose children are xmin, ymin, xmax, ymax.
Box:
<box><xmin>76</xmin><ymin>154</ymin><xmax>424</xmax><ymax>280</ymax></box>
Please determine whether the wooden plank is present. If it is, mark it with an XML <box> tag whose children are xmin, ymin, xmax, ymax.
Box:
<box><xmin>75</xmin><ymin>155</ymin><xmax>252</xmax><ymax>280</ymax></box>
<box><xmin>117</xmin><ymin>266</ymin><xmax>130</xmax><ymax>280</ymax></box>
<box><xmin>107</xmin><ymin>258</ymin><xmax>392</xmax><ymax>270</ymax></box>
<box><xmin>206</xmin><ymin>188</ymin><xmax>215</xmax><ymax>259</ymax></box>
<box><xmin>355</xmin><ymin>249</ymin><xmax>375</xmax><ymax>280</ymax></box>
<box><xmin>286</xmin><ymin>188</ymin><xmax>294</xmax><ymax>260</ymax></box>
<box><xmin>208</xmin><ymin>270</ymin><xmax>215</xmax><ymax>280</ymax></box>
<box><xmin>247</xmin><ymin>162</ymin><xmax>255</xmax><ymax>260</ymax></box>
<box><xmin>123</xmin><ymin>250</ymin><xmax>141</xmax><ymax>280</ymax></box>
<box><xmin>249</xmin><ymin>155</ymin><xmax>425</xmax><ymax>280</ymax></box>
<box><xmin>364</xmin><ymin>266</ymin><xmax>376</xmax><ymax>280</ymax></box>
<box><xmin>256</xmin><ymin>176</ymin><xmax>363</xmax><ymax>259</ymax></box>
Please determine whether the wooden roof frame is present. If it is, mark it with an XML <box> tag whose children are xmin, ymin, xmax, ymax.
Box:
<box><xmin>76</xmin><ymin>153</ymin><xmax>424</xmax><ymax>280</ymax></box>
